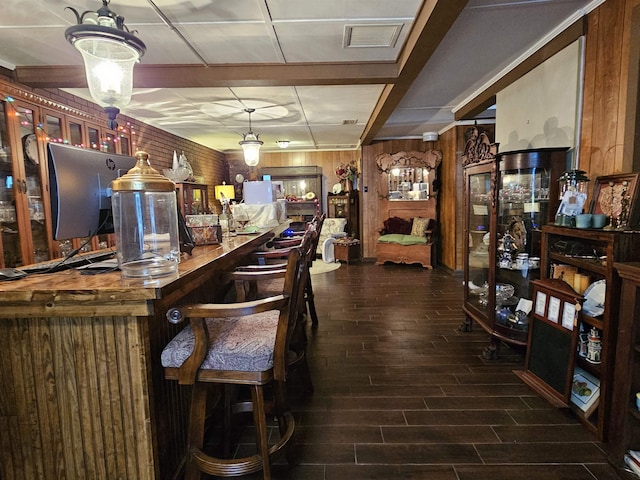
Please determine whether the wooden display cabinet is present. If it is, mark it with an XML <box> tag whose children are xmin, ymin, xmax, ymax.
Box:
<box><xmin>533</xmin><ymin>225</ymin><xmax>640</xmax><ymax>440</ymax></box>
<box><xmin>327</xmin><ymin>191</ymin><xmax>359</xmax><ymax>238</ymax></box>
<box><xmin>606</xmin><ymin>262</ymin><xmax>640</xmax><ymax>474</ymax></box>
<box><xmin>462</xmin><ymin>148</ymin><xmax>567</xmax><ymax>358</ymax></box>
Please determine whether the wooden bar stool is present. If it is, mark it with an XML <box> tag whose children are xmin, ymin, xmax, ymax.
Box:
<box><xmin>161</xmin><ymin>248</ymin><xmax>305</xmax><ymax>480</ymax></box>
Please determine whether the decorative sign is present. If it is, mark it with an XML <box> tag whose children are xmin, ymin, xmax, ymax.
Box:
<box><xmin>518</xmin><ymin>278</ymin><xmax>582</xmax><ymax>407</ymax></box>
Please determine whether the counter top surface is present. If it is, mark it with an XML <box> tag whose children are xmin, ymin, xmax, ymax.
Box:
<box><xmin>0</xmin><ymin>228</ymin><xmax>277</xmax><ymax>317</ymax></box>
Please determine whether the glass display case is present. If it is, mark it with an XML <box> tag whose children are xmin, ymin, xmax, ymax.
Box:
<box><xmin>462</xmin><ymin>148</ymin><xmax>568</xmax><ymax>358</ymax></box>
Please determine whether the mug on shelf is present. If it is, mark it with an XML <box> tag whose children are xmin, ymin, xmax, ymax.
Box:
<box><xmin>592</xmin><ymin>213</ymin><xmax>608</xmax><ymax>229</ymax></box>
<box><xmin>575</xmin><ymin>213</ymin><xmax>592</xmax><ymax>229</ymax></box>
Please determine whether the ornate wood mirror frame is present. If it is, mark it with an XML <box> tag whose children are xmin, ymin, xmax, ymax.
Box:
<box><xmin>376</xmin><ymin>150</ymin><xmax>442</xmax><ymax>201</ymax></box>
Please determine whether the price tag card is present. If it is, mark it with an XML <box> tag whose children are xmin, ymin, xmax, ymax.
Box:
<box><xmin>561</xmin><ymin>302</ymin><xmax>576</xmax><ymax>330</ymax></box>
<box><xmin>472</xmin><ymin>204</ymin><xmax>489</xmax><ymax>216</ymax></box>
<box><xmin>524</xmin><ymin>202</ymin><xmax>540</xmax><ymax>213</ymax></box>
<box><xmin>548</xmin><ymin>296</ymin><xmax>561</xmax><ymax>323</ymax></box>
<box><xmin>535</xmin><ymin>291</ymin><xmax>547</xmax><ymax>316</ymax></box>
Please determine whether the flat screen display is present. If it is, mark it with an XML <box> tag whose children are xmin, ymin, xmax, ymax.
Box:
<box><xmin>47</xmin><ymin>143</ymin><xmax>137</xmax><ymax>240</ymax></box>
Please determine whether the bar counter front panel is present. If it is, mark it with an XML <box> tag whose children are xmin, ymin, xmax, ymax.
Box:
<box><xmin>0</xmin><ymin>230</ymin><xmax>275</xmax><ymax>480</ymax></box>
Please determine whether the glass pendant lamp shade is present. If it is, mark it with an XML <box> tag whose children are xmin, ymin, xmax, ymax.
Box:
<box><xmin>73</xmin><ymin>36</ymin><xmax>139</xmax><ymax>109</ymax></box>
<box><xmin>65</xmin><ymin>0</ymin><xmax>146</xmax><ymax>129</ymax></box>
<box><xmin>238</xmin><ymin>108</ymin><xmax>263</xmax><ymax>166</ymax></box>
<box><xmin>240</xmin><ymin>132</ymin><xmax>262</xmax><ymax>167</ymax></box>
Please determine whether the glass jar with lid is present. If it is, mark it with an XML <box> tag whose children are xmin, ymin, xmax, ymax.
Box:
<box><xmin>111</xmin><ymin>151</ymin><xmax>180</xmax><ymax>278</ymax></box>
<box><xmin>555</xmin><ymin>170</ymin><xmax>590</xmax><ymax>226</ymax></box>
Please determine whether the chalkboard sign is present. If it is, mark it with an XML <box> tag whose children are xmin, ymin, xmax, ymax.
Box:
<box><xmin>520</xmin><ymin>279</ymin><xmax>581</xmax><ymax>406</ymax></box>
<box><xmin>528</xmin><ymin>318</ymin><xmax>573</xmax><ymax>397</ymax></box>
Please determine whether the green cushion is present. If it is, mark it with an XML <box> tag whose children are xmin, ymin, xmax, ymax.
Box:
<box><xmin>377</xmin><ymin>234</ymin><xmax>427</xmax><ymax>246</ymax></box>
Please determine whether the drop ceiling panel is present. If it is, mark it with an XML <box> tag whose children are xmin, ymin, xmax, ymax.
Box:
<box><xmin>275</xmin><ymin>22</ymin><xmax>406</xmax><ymax>63</ymax></box>
<box><xmin>0</xmin><ymin>29</ymin><xmax>75</xmax><ymax>67</ymax></box>
<box><xmin>311</xmin><ymin>124</ymin><xmax>364</xmax><ymax>148</ymax></box>
<box><xmin>64</xmin><ymin>0</ymin><xmax>266</xmax><ymax>24</ymax></box>
<box><xmin>296</xmin><ymin>85</ymin><xmax>384</xmax><ymax>124</ymax></box>
<box><xmin>164</xmin><ymin>23</ymin><xmax>283</xmax><ymax>65</ymax></box>
<box><xmin>266</xmin><ymin>0</ymin><xmax>423</xmax><ymax>21</ymax></box>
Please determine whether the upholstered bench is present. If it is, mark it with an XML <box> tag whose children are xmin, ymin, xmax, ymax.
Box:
<box><xmin>375</xmin><ymin>216</ymin><xmax>435</xmax><ymax>268</ymax></box>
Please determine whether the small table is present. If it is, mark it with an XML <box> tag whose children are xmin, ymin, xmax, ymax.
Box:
<box><xmin>334</xmin><ymin>239</ymin><xmax>360</xmax><ymax>264</ymax></box>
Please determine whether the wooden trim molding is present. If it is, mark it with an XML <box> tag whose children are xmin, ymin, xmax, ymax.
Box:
<box><xmin>0</xmin><ymin>77</ymin><xmax>95</xmax><ymax>121</ymax></box>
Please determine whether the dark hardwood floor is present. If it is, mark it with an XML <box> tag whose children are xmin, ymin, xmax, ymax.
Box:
<box><xmin>207</xmin><ymin>262</ymin><xmax>624</xmax><ymax>480</ymax></box>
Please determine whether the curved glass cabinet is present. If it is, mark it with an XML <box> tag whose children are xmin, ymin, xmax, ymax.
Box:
<box><xmin>462</xmin><ymin>148</ymin><xmax>569</xmax><ymax>358</ymax></box>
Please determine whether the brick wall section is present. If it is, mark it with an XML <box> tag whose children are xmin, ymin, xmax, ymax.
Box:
<box><xmin>37</xmin><ymin>87</ymin><xmax>228</xmax><ymax>211</ymax></box>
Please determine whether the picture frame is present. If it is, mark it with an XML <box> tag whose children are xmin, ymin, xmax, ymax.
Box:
<box><xmin>272</xmin><ymin>180</ymin><xmax>285</xmax><ymax>199</ymax></box>
<box><xmin>571</xmin><ymin>367</ymin><xmax>600</xmax><ymax>416</ymax></box>
<box><xmin>589</xmin><ymin>173</ymin><xmax>640</xmax><ymax>229</ymax></box>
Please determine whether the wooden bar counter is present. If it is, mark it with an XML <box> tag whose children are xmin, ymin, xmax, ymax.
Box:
<box><xmin>0</xmin><ymin>229</ymin><xmax>278</xmax><ymax>480</ymax></box>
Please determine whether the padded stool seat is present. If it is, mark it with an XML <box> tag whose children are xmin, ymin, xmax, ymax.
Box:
<box><xmin>162</xmin><ymin>249</ymin><xmax>305</xmax><ymax>480</ymax></box>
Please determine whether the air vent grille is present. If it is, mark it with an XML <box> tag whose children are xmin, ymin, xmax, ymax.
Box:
<box><xmin>343</xmin><ymin>24</ymin><xmax>403</xmax><ymax>48</ymax></box>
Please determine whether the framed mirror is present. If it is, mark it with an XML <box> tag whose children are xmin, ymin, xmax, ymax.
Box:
<box><xmin>376</xmin><ymin>150</ymin><xmax>442</xmax><ymax>201</ymax></box>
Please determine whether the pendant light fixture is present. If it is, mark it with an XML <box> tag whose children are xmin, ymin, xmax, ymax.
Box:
<box><xmin>239</xmin><ymin>108</ymin><xmax>263</xmax><ymax>167</ymax></box>
<box><xmin>65</xmin><ymin>0</ymin><xmax>146</xmax><ymax>130</ymax></box>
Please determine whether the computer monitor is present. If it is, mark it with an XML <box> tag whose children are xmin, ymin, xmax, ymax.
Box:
<box><xmin>47</xmin><ymin>143</ymin><xmax>137</xmax><ymax>240</ymax></box>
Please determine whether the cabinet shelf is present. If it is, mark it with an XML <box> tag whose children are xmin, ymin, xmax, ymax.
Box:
<box><xmin>570</xmin><ymin>404</ymin><xmax>598</xmax><ymax>433</ymax></box>
<box><xmin>608</xmin><ymin>262</ymin><xmax>640</xmax><ymax>466</ymax></box>
<box><xmin>576</xmin><ymin>355</ymin><xmax>602</xmax><ymax>377</ymax></box>
<box><xmin>580</xmin><ymin>314</ymin><xmax>604</xmax><ymax>330</ymax></box>
<box><xmin>548</xmin><ymin>252</ymin><xmax>607</xmax><ymax>275</ymax></box>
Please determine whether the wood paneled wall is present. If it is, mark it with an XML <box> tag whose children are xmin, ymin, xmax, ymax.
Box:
<box><xmin>438</xmin><ymin>127</ymin><xmax>465</xmax><ymax>272</ymax></box>
<box><xmin>361</xmin><ymin>140</ymin><xmax>432</xmax><ymax>260</ymax></box>
<box><xmin>579</xmin><ymin>0</ymin><xmax>640</xmax><ymax>183</ymax></box>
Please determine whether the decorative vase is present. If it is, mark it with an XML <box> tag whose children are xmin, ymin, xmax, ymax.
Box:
<box><xmin>343</xmin><ymin>179</ymin><xmax>352</xmax><ymax>192</ymax></box>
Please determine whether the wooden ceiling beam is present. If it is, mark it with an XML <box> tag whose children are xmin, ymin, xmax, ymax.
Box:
<box><xmin>360</xmin><ymin>0</ymin><xmax>469</xmax><ymax>146</ymax></box>
<box><xmin>13</xmin><ymin>62</ymin><xmax>399</xmax><ymax>89</ymax></box>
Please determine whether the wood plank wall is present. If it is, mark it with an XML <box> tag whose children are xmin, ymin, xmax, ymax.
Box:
<box><xmin>579</xmin><ymin>0</ymin><xmax>640</xmax><ymax>184</ymax></box>
<box><xmin>0</xmin><ymin>315</ymin><xmax>156</xmax><ymax>480</ymax></box>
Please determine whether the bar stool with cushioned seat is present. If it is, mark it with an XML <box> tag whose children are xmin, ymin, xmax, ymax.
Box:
<box><xmin>161</xmin><ymin>248</ymin><xmax>305</xmax><ymax>480</ymax></box>
<box><xmin>227</xmin><ymin>228</ymin><xmax>317</xmax><ymax>394</ymax></box>
<box><xmin>246</xmin><ymin>214</ymin><xmax>325</xmax><ymax>327</ymax></box>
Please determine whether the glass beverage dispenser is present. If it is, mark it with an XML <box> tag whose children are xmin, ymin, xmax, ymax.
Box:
<box><xmin>555</xmin><ymin>169</ymin><xmax>590</xmax><ymax>226</ymax></box>
<box><xmin>111</xmin><ymin>151</ymin><xmax>180</xmax><ymax>278</ymax></box>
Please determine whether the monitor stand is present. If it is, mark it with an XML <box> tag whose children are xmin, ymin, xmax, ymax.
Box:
<box><xmin>177</xmin><ymin>207</ymin><xmax>195</xmax><ymax>255</ymax></box>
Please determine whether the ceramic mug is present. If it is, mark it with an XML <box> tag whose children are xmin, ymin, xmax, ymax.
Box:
<box><xmin>575</xmin><ymin>213</ymin><xmax>592</xmax><ymax>229</ymax></box>
<box><xmin>592</xmin><ymin>213</ymin><xmax>608</xmax><ymax>229</ymax></box>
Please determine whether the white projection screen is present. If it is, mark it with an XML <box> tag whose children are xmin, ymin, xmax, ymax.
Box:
<box><xmin>496</xmin><ymin>39</ymin><xmax>583</xmax><ymax>164</ymax></box>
